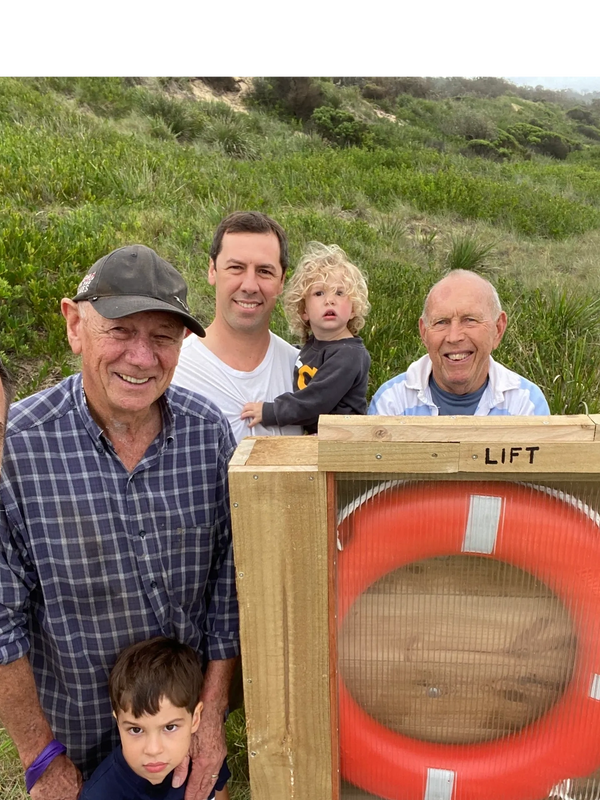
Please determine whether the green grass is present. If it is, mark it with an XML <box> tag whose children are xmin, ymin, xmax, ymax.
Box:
<box><xmin>0</xmin><ymin>728</ymin><xmax>24</xmax><ymax>799</ymax></box>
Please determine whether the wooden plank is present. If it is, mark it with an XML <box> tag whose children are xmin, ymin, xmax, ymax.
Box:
<box><xmin>318</xmin><ymin>414</ymin><xmax>595</xmax><ymax>443</ymax></box>
<box><xmin>459</xmin><ymin>442</ymin><xmax>600</xmax><ymax>473</ymax></box>
<box><xmin>229</xmin><ymin>467</ymin><xmax>331</xmax><ymax>800</ymax></box>
<box><xmin>591</xmin><ymin>414</ymin><xmax>600</xmax><ymax>441</ymax></box>
<box><xmin>339</xmin><ymin>557</ymin><xmax>575</xmax><ymax>746</ymax></box>
<box><xmin>240</xmin><ymin>435</ymin><xmax>317</xmax><ymax>467</ymax></box>
<box><xmin>318</xmin><ymin>441</ymin><xmax>459</xmax><ymax>473</ymax></box>
<box><xmin>327</xmin><ymin>474</ymin><xmax>341</xmax><ymax>800</ymax></box>
<box><xmin>229</xmin><ymin>437</ymin><xmax>256</xmax><ymax>467</ymax></box>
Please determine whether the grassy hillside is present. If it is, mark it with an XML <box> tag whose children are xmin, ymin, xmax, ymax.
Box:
<box><xmin>3</xmin><ymin>75</ymin><xmax>600</xmax><ymax>798</ymax></box>
<box><xmin>2</xmin><ymin>77</ymin><xmax>600</xmax><ymax>411</ymax></box>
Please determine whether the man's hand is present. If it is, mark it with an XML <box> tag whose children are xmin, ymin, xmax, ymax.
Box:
<box><xmin>173</xmin><ymin>710</ymin><xmax>226</xmax><ymax>800</ymax></box>
<box><xmin>0</xmin><ymin>658</ymin><xmax>81</xmax><ymax>799</ymax></box>
<box><xmin>240</xmin><ymin>402</ymin><xmax>263</xmax><ymax>429</ymax></box>
<box><xmin>29</xmin><ymin>754</ymin><xmax>82</xmax><ymax>800</ymax></box>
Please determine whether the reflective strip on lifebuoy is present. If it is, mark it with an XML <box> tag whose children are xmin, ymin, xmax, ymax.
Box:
<box><xmin>337</xmin><ymin>481</ymin><xmax>600</xmax><ymax>800</ymax></box>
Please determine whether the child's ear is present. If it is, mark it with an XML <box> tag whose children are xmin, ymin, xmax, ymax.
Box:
<box><xmin>191</xmin><ymin>701</ymin><xmax>203</xmax><ymax>733</ymax></box>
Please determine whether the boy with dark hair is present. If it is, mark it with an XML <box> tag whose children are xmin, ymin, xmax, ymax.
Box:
<box><xmin>81</xmin><ymin>637</ymin><xmax>230</xmax><ymax>800</ymax></box>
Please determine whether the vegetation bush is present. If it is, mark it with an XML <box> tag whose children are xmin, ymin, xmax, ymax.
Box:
<box><xmin>500</xmin><ymin>286</ymin><xmax>600</xmax><ymax>414</ymax></box>
<box><xmin>447</xmin><ymin>235</ymin><xmax>497</xmax><ymax>271</ymax></box>
<box><xmin>249</xmin><ymin>77</ymin><xmax>325</xmax><ymax>121</ymax></box>
<box><xmin>310</xmin><ymin>106</ymin><xmax>370</xmax><ymax>147</ymax></box>
<box><xmin>359</xmin><ymin>77</ymin><xmax>433</xmax><ymax>101</ymax></box>
<box><xmin>427</xmin><ymin>77</ymin><xmax>579</xmax><ymax>106</ymax></box>
<box><xmin>203</xmin><ymin>120</ymin><xmax>259</xmax><ymax>159</ymax></box>
<box><xmin>26</xmin><ymin>77</ymin><xmax>137</xmax><ymax>118</ymax></box>
<box><xmin>567</xmin><ymin>106</ymin><xmax>598</xmax><ymax>125</ymax></box>
<box><xmin>493</xmin><ymin>129</ymin><xmax>527</xmax><ymax>156</ymax></box>
<box><xmin>504</xmin><ymin>123</ymin><xmax>573</xmax><ymax>160</ymax></box>
<box><xmin>134</xmin><ymin>91</ymin><xmax>208</xmax><ymax>141</ymax></box>
<box><xmin>361</xmin><ymin>82</ymin><xmax>388</xmax><ymax>101</ymax></box>
<box><xmin>577</xmin><ymin>124</ymin><xmax>600</xmax><ymax>141</ymax></box>
<box><xmin>463</xmin><ymin>139</ymin><xmax>505</xmax><ymax>160</ymax></box>
<box><xmin>505</xmin><ymin>122</ymin><xmax>547</xmax><ymax>147</ymax></box>
<box><xmin>440</xmin><ymin>107</ymin><xmax>498</xmax><ymax>141</ymax></box>
<box><xmin>537</xmin><ymin>132</ymin><xmax>572</xmax><ymax>160</ymax></box>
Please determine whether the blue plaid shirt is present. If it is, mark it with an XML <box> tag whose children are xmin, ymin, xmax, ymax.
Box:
<box><xmin>0</xmin><ymin>373</ymin><xmax>239</xmax><ymax>776</ymax></box>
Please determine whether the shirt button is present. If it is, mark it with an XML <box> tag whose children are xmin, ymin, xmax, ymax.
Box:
<box><xmin>150</xmin><ymin>580</ymin><xmax>157</xmax><ymax>589</ymax></box>
<box><xmin>96</xmin><ymin>445</ymin><xmax>103</xmax><ymax>454</ymax></box>
<box><xmin>139</xmin><ymin>530</ymin><xmax>146</xmax><ymax>538</ymax></box>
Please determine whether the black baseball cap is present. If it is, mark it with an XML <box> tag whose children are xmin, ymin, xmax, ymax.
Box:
<box><xmin>72</xmin><ymin>245</ymin><xmax>205</xmax><ymax>337</ymax></box>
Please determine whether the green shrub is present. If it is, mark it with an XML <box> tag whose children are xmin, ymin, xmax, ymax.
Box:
<box><xmin>134</xmin><ymin>91</ymin><xmax>207</xmax><ymax>142</ymax></box>
<box><xmin>505</xmin><ymin>123</ymin><xmax>572</xmax><ymax>160</ymax></box>
<box><xmin>311</xmin><ymin>106</ymin><xmax>369</xmax><ymax>147</ymax></box>
<box><xmin>204</xmin><ymin>121</ymin><xmax>258</xmax><ymax>159</ymax></box>
<box><xmin>535</xmin><ymin>132</ymin><xmax>571</xmax><ymax>160</ymax></box>
<box><xmin>369</xmin><ymin>119</ymin><xmax>410</xmax><ymax>150</ymax></box>
<box><xmin>463</xmin><ymin>139</ymin><xmax>506</xmax><ymax>160</ymax></box>
<box><xmin>392</xmin><ymin>77</ymin><xmax>433</xmax><ymax>99</ymax></box>
<box><xmin>500</xmin><ymin>285</ymin><xmax>600</xmax><ymax>414</ymax></box>
<box><xmin>577</xmin><ymin>124</ymin><xmax>600</xmax><ymax>142</ymax></box>
<box><xmin>73</xmin><ymin>78</ymin><xmax>136</xmax><ymax>118</ymax></box>
<box><xmin>567</xmin><ymin>106</ymin><xmax>597</xmax><ymax>125</ymax></box>
<box><xmin>147</xmin><ymin>115</ymin><xmax>176</xmax><ymax>141</ymax></box>
<box><xmin>447</xmin><ymin>235</ymin><xmax>497</xmax><ymax>271</ymax></box>
<box><xmin>505</xmin><ymin>122</ymin><xmax>546</xmax><ymax>147</ymax></box>
<box><xmin>249</xmin><ymin>77</ymin><xmax>325</xmax><ymax>121</ymax></box>
<box><xmin>441</xmin><ymin>108</ymin><xmax>498</xmax><ymax>141</ymax></box>
<box><xmin>494</xmin><ymin>129</ymin><xmax>527</xmax><ymax>156</ymax></box>
<box><xmin>362</xmin><ymin>82</ymin><xmax>388</xmax><ymax>101</ymax></box>
<box><xmin>27</xmin><ymin>77</ymin><xmax>136</xmax><ymax>119</ymax></box>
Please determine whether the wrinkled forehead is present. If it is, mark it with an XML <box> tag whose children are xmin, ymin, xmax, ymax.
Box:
<box><xmin>427</xmin><ymin>276</ymin><xmax>495</xmax><ymax>318</ymax></box>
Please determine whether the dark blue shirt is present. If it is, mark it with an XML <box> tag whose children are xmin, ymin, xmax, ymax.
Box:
<box><xmin>80</xmin><ymin>745</ymin><xmax>189</xmax><ymax>800</ymax></box>
<box><xmin>429</xmin><ymin>375</ymin><xmax>489</xmax><ymax>415</ymax></box>
<box><xmin>80</xmin><ymin>744</ymin><xmax>230</xmax><ymax>800</ymax></box>
<box><xmin>0</xmin><ymin>374</ymin><xmax>240</xmax><ymax>776</ymax></box>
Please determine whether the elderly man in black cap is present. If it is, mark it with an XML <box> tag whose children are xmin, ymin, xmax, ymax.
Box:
<box><xmin>0</xmin><ymin>246</ymin><xmax>239</xmax><ymax>800</ymax></box>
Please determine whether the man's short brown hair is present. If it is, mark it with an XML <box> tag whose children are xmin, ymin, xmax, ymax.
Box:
<box><xmin>109</xmin><ymin>637</ymin><xmax>204</xmax><ymax>717</ymax></box>
<box><xmin>209</xmin><ymin>211</ymin><xmax>289</xmax><ymax>274</ymax></box>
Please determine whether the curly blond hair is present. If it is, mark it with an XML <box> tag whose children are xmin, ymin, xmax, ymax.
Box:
<box><xmin>284</xmin><ymin>242</ymin><xmax>370</xmax><ymax>342</ymax></box>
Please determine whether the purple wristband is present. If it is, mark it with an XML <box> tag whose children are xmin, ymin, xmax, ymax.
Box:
<box><xmin>25</xmin><ymin>739</ymin><xmax>66</xmax><ymax>793</ymax></box>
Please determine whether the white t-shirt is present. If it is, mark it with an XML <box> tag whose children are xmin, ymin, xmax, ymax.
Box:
<box><xmin>172</xmin><ymin>332</ymin><xmax>303</xmax><ymax>443</ymax></box>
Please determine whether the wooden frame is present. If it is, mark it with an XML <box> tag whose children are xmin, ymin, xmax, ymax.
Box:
<box><xmin>228</xmin><ymin>415</ymin><xmax>600</xmax><ymax>800</ymax></box>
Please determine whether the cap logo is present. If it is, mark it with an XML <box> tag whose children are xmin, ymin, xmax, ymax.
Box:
<box><xmin>173</xmin><ymin>295</ymin><xmax>190</xmax><ymax>312</ymax></box>
<box><xmin>77</xmin><ymin>272</ymin><xmax>95</xmax><ymax>295</ymax></box>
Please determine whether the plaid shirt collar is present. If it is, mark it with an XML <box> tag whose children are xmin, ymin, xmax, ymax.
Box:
<box><xmin>72</xmin><ymin>372</ymin><xmax>176</xmax><ymax>462</ymax></box>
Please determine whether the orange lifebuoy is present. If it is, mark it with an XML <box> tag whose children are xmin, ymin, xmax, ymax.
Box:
<box><xmin>337</xmin><ymin>482</ymin><xmax>600</xmax><ymax>800</ymax></box>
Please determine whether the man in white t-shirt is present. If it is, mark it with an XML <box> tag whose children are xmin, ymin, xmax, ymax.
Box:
<box><xmin>173</xmin><ymin>211</ymin><xmax>302</xmax><ymax>442</ymax></box>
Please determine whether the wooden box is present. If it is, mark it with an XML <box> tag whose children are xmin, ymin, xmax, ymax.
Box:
<box><xmin>229</xmin><ymin>415</ymin><xmax>600</xmax><ymax>800</ymax></box>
